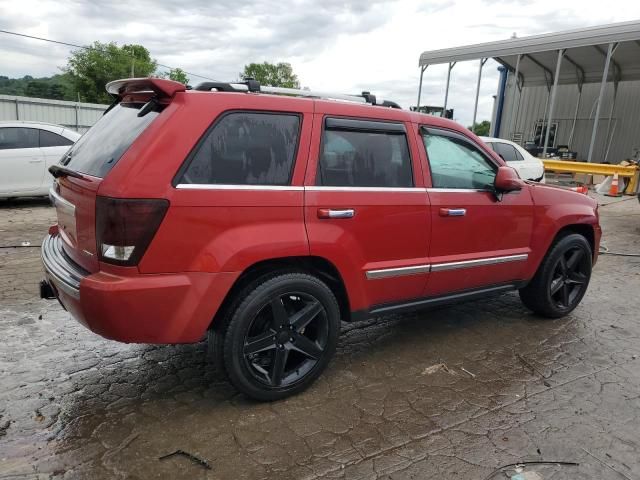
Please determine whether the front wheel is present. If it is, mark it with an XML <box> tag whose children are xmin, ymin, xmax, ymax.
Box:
<box><xmin>222</xmin><ymin>273</ymin><xmax>340</xmax><ymax>401</ymax></box>
<box><xmin>519</xmin><ymin>233</ymin><xmax>592</xmax><ymax>318</ymax></box>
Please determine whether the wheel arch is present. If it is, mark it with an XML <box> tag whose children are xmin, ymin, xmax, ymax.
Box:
<box><xmin>553</xmin><ymin>223</ymin><xmax>595</xmax><ymax>257</ymax></box>
<box><xmin>209</xmin><ymin>256</ymin><xmax>352</xmax><ymax>331</ymax></box>
<box><xmin>525</xmin><ymin>220</ymin><xmax>598</xmax><ymax>283</ymax></box>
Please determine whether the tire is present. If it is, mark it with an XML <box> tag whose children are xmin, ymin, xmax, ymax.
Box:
<box><xmin>221</xmin><ymin>272</ymin><xmax>341</xmax><ymax>401</ymax></box>
<box><xmin>519</xmin><ymin>233</ymin><xmax>592</xmax><ymax>318</ymax></box>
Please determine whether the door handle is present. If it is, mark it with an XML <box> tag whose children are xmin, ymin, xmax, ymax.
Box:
<box><xmin>318</xmin><ymin>208</ymin><xmax>355</xmax><ymax>219</ymax></box>
<box><xmin>30</xmin><ymin>158</ymin><xmax>43</xmax><ymax>163</ymax></box>
<box><xmin>439</xmin><ymin>208</ymin><xmax>466</xmax><ymax>217</ymax></box>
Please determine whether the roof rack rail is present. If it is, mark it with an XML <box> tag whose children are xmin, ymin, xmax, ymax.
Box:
<box><xmin>193</xmin><ymin>80</ymin><xmax>401</xmax><ymax>109</ymax></box>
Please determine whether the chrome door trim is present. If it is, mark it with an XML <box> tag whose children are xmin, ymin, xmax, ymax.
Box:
<box><xmin>431</xmin><ymin>254</ymin><xmax>528</xmax><ymax>272</ymax></box>
<box><xmin>366</xmin><ymin>264</ymin><xmax>431</xmax><ymax>280</ymax></box>
<box><xmin>175</xmin><ymin>184</ymin><xmax>304</xmax><ymax>191</ymax></box>
<box><xmin>307</xmin><ymin>186</ymin><xmax>427</xmax><ymax>193</ymax></box>
<box><xmin>426</xmin><ymin>188</ymin><xmax>492</xmax><ymax>193</ymax></box>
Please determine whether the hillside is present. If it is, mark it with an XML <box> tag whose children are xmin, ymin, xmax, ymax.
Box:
<box><xmin>0</xmin><ymin>74</ymin><xmax>75</xmax><ymax>101</ymax></box>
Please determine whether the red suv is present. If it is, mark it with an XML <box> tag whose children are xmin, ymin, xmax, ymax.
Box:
<box><xmin>41</xmin><ymin>78</ymin><xmax>601</xmax><ymax>401</ymax></box>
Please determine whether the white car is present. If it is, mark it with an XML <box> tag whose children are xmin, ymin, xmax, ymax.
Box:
<box><xmin>0</xmin><ymin>121</ymin><xmax>81</xmax><ymax>198</ymax></box>
<box><xmin>480</xmin><ymin>136</ymin><xmax>545</xmax><ymax>182</ymax></box>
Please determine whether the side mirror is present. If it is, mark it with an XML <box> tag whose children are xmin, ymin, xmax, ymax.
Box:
<box><xmin>494</xmin><ymin>166</ymin><xmax>524</xmax><ymax>195</ymax></box>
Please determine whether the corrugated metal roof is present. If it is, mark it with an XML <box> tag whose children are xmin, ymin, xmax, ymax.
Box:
<box><xmin>419</xmin><ymin>20</ymin><xmax>640</xmax><ymax>86</ymax></box>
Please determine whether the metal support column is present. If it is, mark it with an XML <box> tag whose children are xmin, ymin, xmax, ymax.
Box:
<box><xmin>507</xmin><ymin>54</ymin><xmax>521</xmax><ymax>140</ymax></box>
<box><xmin>605</xmin><ymin>80</ymin><xmax>618</xmax><ymax>144</ymax></box>
<box><xmin>14</xmin><ymin>98</ymin><xmax>19</xmax><ymax>120</ymax></box>
<box><xmin>443</xmin><ymin>62</ymin><xmax>456</xmax><ymax>115</ymax></box>
<box><xmin>588</xmin><ymin>42</ymin><xmax>616</xmax><ymax>163</ymax></box>
<box><xmin>568</xmin><ymin>83</ymin><xmax>582</xmax><ymax>149</ymax></box>
<box><xmin>416</xmin><ymin>65</ymin><xmax>427</xmax><ymax>109</ymax></box>
<box><xmin>472</xmin><ymin>58</ymin><xmax>487</xmax><ymax>129</ymax></box>
<box><xmin>542</xmin><ymin>49</ymin><xmax>564</xmax><ymax>158</ymax></box>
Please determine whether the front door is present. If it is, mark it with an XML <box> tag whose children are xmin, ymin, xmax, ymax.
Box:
<box><xmin>304</xmin><ymin>109</ymin><xmax>431</xmax><ymax>312</ymax></box>
<box><xmin>418</xmin><ymin>126</ymin><xmax>534</xmax><ymax>296</ymax></box>
<box><xmin>0</xmin><ymin>127</ymin><xmax>44</xmax><ymax>193</ymax></box>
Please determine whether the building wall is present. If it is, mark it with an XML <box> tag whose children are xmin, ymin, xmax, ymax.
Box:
<box><xmin>498</xmin><ymin>77</ymin><xmax>640</xmax><ymax>163</ymax></box>
<box><xmin>0</xmin><ymin>95</ymin><xmax>106</xmax><ymax>133</ymax></box>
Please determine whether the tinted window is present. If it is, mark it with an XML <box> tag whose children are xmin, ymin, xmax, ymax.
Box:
<box><xmin>40</xmin><ymin>130</ymin><xmax>74</xmax><ymax>148</ymax></box>
<box><xmin>0</xmin><ymin>128</ymin><xmax>39</xmax><ymax>150</ymax></box>
<box><xmin>318</xmin><ymin>129</ymin><xmax>413</xmax><ymax>187</ymax></box>
<box><xmin>423</xmin><ymin>131</ymin><xmax>496</xmax><ymax>190</ymax></box>
<box><xmin>62</xmin><ymin>103</ymin><xmax>160</xmax><ymax>178</ymax></box>
<box><xmin>180</xmin><ymin>112</ymin><xmax>300</xmax><ymax>185</ymax></box>
<box><xmin>493</xmin><ymin>142</ymin><xmax>521</xmax><ymax>162</ymax></box>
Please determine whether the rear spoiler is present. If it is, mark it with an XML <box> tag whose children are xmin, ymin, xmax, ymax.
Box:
<box><xmin>106</xmin><ymin>78</ymin><xmax>186</xmax><ymax>99</ymax></box>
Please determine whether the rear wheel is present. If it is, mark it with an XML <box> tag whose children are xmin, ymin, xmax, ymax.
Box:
<box><xmin>519</xmin><ymin>233</ymin><xmax>592</xmax><ymax>318</ymax></box>
<box><xmin>221</xmin><ymin>273</ymin><xmax>340</xmax><ymax>401</ymax></box>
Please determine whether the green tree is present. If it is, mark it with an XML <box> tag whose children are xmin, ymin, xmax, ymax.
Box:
<box><xmin>240</xmin><ymin>62</ymin><xmax>300</xmax><ymax>88</ymax></box>
<box><xmin>64</xmin><ymin>41</ymin><xmax>157</xmax><ymax>103</ymax></box>
<box><xmin>469</xmin><ymin>120</ymin><xmax>491</xmax><ymax>136</ymax></box>
<box><xmin>158</xmin><ymin>68</ymin><xmax>189</xmax><ymax>85</ymax></box>
<box><xmin>0</xmin><ymin>74</ymin><xmax>74</xmax><ymax>101</ymax></box>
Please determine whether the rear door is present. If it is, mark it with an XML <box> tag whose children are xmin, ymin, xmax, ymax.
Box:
<box><xmin>0</xmin><ymin>127</ymin><xmax>45</xmax><ymax>193</ymax></box>
<box><xmin>419</xmin><ymin>126</ymin><xmax>533</xmax><ymax>296</ymax></box>
<box><xmin>304</xmin><ymin>109</ymin><xmax>430</xmax><ymax>312</ymax></box>
<box><xmin>39</xmin><ymin>128</ymin><xmax>75</xmax><ymax>190</ymax></box>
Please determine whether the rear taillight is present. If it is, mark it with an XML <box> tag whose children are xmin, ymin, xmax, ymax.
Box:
<box><xmin>96</xmin><ymin>196</ymin><xmax>169</xmax><ymax>266</ymax></box>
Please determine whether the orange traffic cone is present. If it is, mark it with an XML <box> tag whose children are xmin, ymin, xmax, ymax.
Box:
<box><xmin>605</xmin><ymin>172</ymin><xmax>622</xmax><ymax>197</ymax></box>
<box><xmin>570</xmin><ymin>185</ymin><xmax>588</xmax><ymax>194</ymax></box>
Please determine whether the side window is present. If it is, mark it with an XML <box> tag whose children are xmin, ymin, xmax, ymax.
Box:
<box><xmin>422</xmin><ymin>130</ymin><xmax>497</xmax><ymax>190</ymax></box>
<box><xmin>40</xmin><ymin>130</ymin><xmax>74</xmax><ymax>148</ymax></box>
<box><xmin>180</xmin><ymin>112</ymin><xmax>300</xmax><ymax>185</ymax></box>
<box><xmin>493</xmin><ymin>142</ymin><xmax>520</xmax><ymax>162</ymax></box>
<box><xmin>0</xmin><ymin>128</ymin><xmax>39</xmax><ymax>150</ymax></box>
<box><xmin>318</xmin><ymin>123</ymin><xmax>413</xmax><ymax>188</ymax></box>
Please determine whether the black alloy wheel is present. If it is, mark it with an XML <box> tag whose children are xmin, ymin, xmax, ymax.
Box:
<box><xmin>221</xmin><ymin>273</ymin><xmax>340</xmax><ymax>401</ymax></box>
<box><xmin>519</xmin><ymin>233</ymin><xmax>592</xmax><ymax>318</ymax></box>
<box><xmin>243</xmin><ymin>292</ymin><xmax>329</xmax><ymax>387</ymax></box>
<box><xmin>548</xmin><ymin>246</ymin><xmax>590</xmax><ymax>309</ymax></box>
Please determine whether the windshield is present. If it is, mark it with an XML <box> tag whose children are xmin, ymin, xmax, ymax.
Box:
<box><xmin>61</xmin><ymin>103</ymin><xmax>160</xmax><ymax>178</ymax></box>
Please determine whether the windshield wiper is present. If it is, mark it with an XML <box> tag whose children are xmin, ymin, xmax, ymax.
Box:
<box><xmin>49</xmin><ymin>164</ymin><xmax>87</xmax><ymax>180</ymax></box>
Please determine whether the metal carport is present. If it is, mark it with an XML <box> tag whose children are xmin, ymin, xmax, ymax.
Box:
<box><xmin>417</xmin><ymin>20</ymin><xmax>640</xmax><ymax>162</ymax></box>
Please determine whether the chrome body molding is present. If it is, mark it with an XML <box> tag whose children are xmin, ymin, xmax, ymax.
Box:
<box><xmin>430</xmin><ymin>254</ymin><xmax>529</xmax><ymax>272</ymax></box>
<box><xmin>366</xmin><ymin>264</ymin><xmax>431</xmax><ymax>280</ymax></box>
<box><xmin>366</xmin><ymin>254</ymin><xmax>528</xmax><ymax>279</ymax></box>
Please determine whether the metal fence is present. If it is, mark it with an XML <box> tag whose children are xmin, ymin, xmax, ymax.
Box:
<box><xmin>0</xmin><ymin>94</ymin><xmax>107</xmax><ymax>133</ymax></box>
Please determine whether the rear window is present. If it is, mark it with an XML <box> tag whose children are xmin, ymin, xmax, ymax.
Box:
<box><xmin>40</xmin><ymin>130</ymin><xmax>74</xmax><ymax>148</ymax></box>
<box><xmin>61</xmin><ymin>103</ymin><xmax>160</xmax><ymax>178</ymax></box>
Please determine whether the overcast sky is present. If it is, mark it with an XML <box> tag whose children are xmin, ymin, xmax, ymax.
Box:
<box><xmin>1</xmin><ymin>0</ymin><xmax>640</xmax><ymax>126</ymax></box>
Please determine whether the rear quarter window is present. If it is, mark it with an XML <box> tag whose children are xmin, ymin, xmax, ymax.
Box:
<box><xmin>178</xmin><ymin>112</ymin><xmax>301</xmax><ymax>186</ymax></box>
<box><xmin>61</xmin><ymin>103</ymin><xmax>159</xmax><ymax>178</ymax></box>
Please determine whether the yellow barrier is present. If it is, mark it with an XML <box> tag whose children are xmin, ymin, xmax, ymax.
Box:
<box><xmin>543</xmin><ymin>159</ymin><xmax>639</xmax><ymax>195</ymax></box>
<box><xmin>542</xmin><ymin>159</ymin><xmax>638</xmax><ymax>177</ymax></box>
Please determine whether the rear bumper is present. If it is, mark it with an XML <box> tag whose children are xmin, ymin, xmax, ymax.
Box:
<box><xmin>41</xmin><ymin>234</ymin><xmax>238</xmax><ymax>343</ymax></box>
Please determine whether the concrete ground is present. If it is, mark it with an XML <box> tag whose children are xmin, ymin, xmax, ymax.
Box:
<box><xmin>1</xmin><ymin>192</ymin><xmax>639</xmax><ymax>480</ymax></box>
